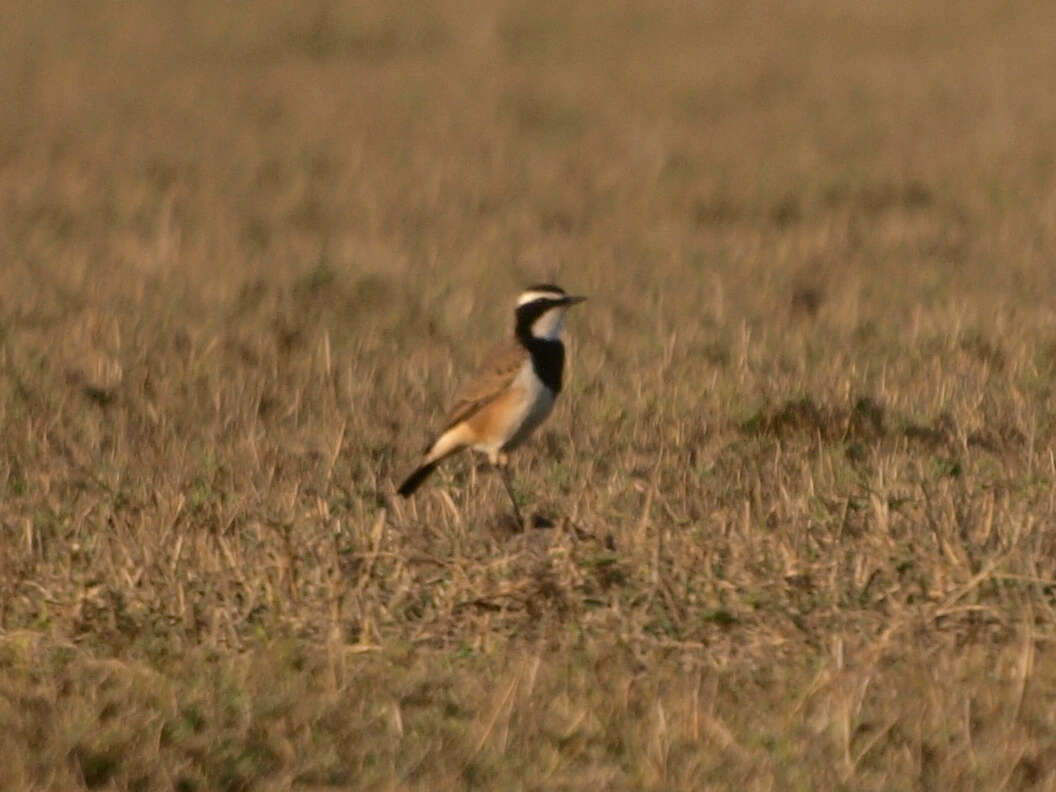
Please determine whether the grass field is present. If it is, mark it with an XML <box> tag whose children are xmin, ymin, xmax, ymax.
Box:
<box><xmin>4</xmin><ymin>0</ymin><xmax>1056</xmax><ymax>788</ymax></box>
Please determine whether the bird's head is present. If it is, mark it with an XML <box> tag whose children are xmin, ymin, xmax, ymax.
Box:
<box><xmin>514</xmin><ymin>284</ymin><xmax>586</xmax><ymax>341</ymax></box>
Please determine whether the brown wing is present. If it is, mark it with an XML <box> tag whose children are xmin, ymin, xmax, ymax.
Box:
<box><xmin>442</xmin><ymin>341</ymin><xmax>526</xmax><ymax>430</ymax></box>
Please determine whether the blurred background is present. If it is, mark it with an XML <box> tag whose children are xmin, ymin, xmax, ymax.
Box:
<box><xmin>5</xmin><ymin>0</ymin><xmax>1055</xmax><ymax>320</ymax></box>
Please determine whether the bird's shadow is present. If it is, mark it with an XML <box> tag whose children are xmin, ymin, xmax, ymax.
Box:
<box><xmin>494</xmin><ymin>511</ymin><xmax>555</xmax><ymax>534</ymax></box>
<box><xmin>494</xmin><ymin>513</ymin><xmax>597</xmax><ymax>545</ymax></box>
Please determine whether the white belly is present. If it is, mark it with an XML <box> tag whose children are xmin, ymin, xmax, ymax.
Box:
<box><xmin>507</xmin><ymin>364</ymin><xmax>556</xmax><ymax>448</ymax></box>
<box><xmin>478</xmin><ymin>361</ymin><xmax>556</xmax><ymax>455</ymax></box>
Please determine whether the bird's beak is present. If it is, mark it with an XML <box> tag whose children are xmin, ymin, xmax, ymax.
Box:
<box><xmin>563</xmin><ymin>295</ymin><xmax>587</xmax><ymax>306</ymax></box>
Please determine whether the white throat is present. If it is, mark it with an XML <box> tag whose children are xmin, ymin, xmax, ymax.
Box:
<box><xmin>530</xmin><ymin>306</ymin><xmax>567</xmax><ymax>340</ymax></box>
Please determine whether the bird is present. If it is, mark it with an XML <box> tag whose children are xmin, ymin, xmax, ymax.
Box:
<box><xmin>397</xmin><ymin>284</ymin><xmax>586</xmax><ymax>526</ymax></box>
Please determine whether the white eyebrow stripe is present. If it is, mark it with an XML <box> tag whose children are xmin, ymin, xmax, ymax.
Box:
<box><xmin>516</xmin><ymin>290</ymin><xmax>565</xmax><ymax>306</ymax></box>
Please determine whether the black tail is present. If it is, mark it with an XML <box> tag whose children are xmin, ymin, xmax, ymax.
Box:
<box><xmin>397</xmin><ymin>461</ymin><xmax>439</xmax><ymax>497</ymax></box>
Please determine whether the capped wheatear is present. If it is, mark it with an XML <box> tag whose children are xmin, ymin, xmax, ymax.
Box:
<box><xmin>397</xmin><ymin>284</ymin><xmax>586</xmax><ymax>524</ymax></box>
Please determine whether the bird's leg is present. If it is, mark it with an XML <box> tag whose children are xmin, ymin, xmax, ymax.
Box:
<box><xmin>499</xmin><ymin>468</ymin><xmax>524</xmax><ymax>530</ymax></box>
<box><xmin>494</xmin><ymin>453</ymin><xmax>524</xmax><ymax>529</ymax></box>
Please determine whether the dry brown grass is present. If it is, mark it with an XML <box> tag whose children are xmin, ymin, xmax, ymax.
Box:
<box><xmin>4</xmin><ymin>0</ymin><xmax>1056</xmax><ymax>788</ymax></box>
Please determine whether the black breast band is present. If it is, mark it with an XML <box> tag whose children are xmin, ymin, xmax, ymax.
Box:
<box><xmin>525</xmin><ymin>338</ymin><xmax>564</xmax><ymax>393</ymax></box>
